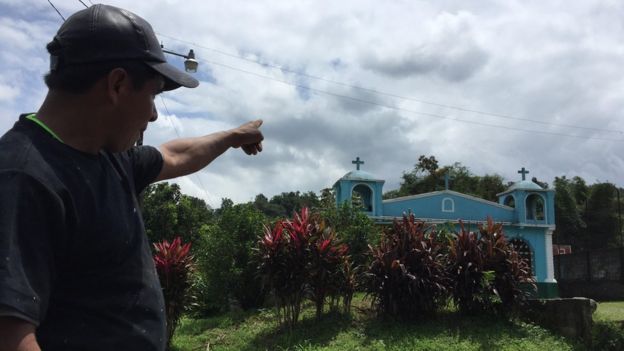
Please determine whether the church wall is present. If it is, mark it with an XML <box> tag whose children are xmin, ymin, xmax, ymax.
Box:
<box><xmin>504</xmin><ymin>226</ymin><xmax>550</xmax><ymax>283</ymax></box>
<box><xmin>382</xmin><ymin>193</ymin><xmax>515</xmax><ymax>222</ymax></box>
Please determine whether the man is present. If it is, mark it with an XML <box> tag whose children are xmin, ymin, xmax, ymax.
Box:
<box><xmin>0</xmin><ymin>4</ymin><xmax>263</xmax><ymax>351</ymax></box>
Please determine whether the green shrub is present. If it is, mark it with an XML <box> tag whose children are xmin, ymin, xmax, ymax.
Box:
<box><xmin>194</xmin><ymin>201</ymin><xmax>266</xmax><ymax>314</ymax></box>
<box><xmin>365</xmin><ymin>213</ymin><xmax>450</xmax><ymax>319</ymax></box>
<box><xmin>592</xmin><ymin>321</ymin><xmax>624</xmax><ymax>351</ymax></box>
<box><xmin>320</xmin><ymin>202</ymin><xmax>380</xmax><ymax>269</ymax></box>
<box><xmin>153</xmin><ymin>237</ymin><xmax>195</xmax><ymax>350</ymax></box>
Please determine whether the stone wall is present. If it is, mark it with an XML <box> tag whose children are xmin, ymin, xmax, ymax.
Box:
<box><xmin>555</xmin><ymin>248</ymin><xmax>624</xmax><ymax>300</ymax></box>
<box><xmin>523</xmin><ymin>298</ymin><xmax>597</xmax><ymax>346</ymax></box>
<box><xmin>558</xmin><ymin>281</ymin><xmax>624</xmax><ymax>301</ymax></box>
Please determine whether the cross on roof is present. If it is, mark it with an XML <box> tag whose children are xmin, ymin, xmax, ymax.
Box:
<box><xmin>518</xmin><ymin>167</ymin><xmax>530</xmax><ymax>181</ymax></box>
<box><xmin>352</xmin><ymin>157</ymin><xmax>365</xmax><ymax>171</ymax></box>
<box><xmin>444</xmin><ymin>171</ymin><xmax>454</xmax><ymax>190</ymax></box>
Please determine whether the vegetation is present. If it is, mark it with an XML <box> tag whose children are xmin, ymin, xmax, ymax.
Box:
<box><xmin>383</xmin><ymin>155</ymin><xmax>624</xmax><ymax>252</ymax></box>
<box><xmin>553</xmin><ymin>176</ymin><xmax>623</xmax><ymax>251</ymax></box>
<box><xmin>194</xmin><ymin>200</ymin><xmax>266</xmax><ymax>314</ymax></box>
<box><xmin>153</xmin><ymin>237</ymin><xmax>196</xmax><ymax>350</ymax></box>
<box><xmin>384</xmin><ymin>155</ymin><xmax>507</xmax><ymax>202</ymax></box>
<box><xmin>258</xmin><ymin>208</ymin><xmax>353</xmax><ymax>327</ymax></box>
<box><xmin>595</xmin><ymin>301</ymin><xmax>624</xmax><ymax>322</ymax></box>
<box><xmin>448</xmin><ymin>219</ymin><xmax>535</xmax><ymax>315</ymax></box>
<box><xmin>253</xmin><ymin>191</ymin><xmax>321</xmax><ymax>218</ymax></box>
<box><xmin>590</xmin><ymin>302</ymin><xmax>624</xmax><ymax>351</ymax></box>
<box><xmin>591</xmin><ymin>321</ymin><xmax>624</xmax><ymax>351</ymax></box>
<box><xmin>320</xmin><ymin>201</ymin><xmax>380</xmax><ymax>268</ymax></box>
<box><xmin>366</xmin><ymin>214</ymin><xmax>449</xmax><ymax>318</ymax></box>
<box><xmin>170</xmin><ymin>294</ymin><xmax>580</xmax><ymax>351</ymax></box>
<box><xmin>141</xmin><ymin>183</ymin><xmax>213</xmax><ymax>246</ymax></box>
<box><xmin>365</xmin><ymin>214</ymin><xmax>534</xmax><ymax>319</ymax></box>
<box><xmin>140</xmin><ymin>160</ymin><xmax>624</xmax><ymax>350</ymax></box>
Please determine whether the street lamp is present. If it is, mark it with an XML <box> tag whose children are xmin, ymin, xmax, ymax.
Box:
<box><xmin>161</xmin><ymin>46</ymin><xmax>198</xmax><ymax>73</ymax></box>
<box><xmin>136</xmin><ymin>46</ymin><xmax>198</xmax><ymax>147</ymax></box>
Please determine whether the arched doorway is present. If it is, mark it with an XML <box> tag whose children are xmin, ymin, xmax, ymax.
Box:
<box><xmin>526</xmin><ymin>194</ymin><xmax>545</xmax><ymax>220</ymax></box>
<box><xmin>504</xmin><ymin>195</ymin><xmax>515</xmax><ymax>208</ymax></box>
<box><xmin>352</xmin><ymin>184</ymin><xmax>373</xmax><ymax>212</ymax></box>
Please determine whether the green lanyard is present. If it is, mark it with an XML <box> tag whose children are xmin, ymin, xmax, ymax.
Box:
<box><xmin>25</xmin><ymin>114</ymin><xmax>64</xmax><ymax>143</ymax></box>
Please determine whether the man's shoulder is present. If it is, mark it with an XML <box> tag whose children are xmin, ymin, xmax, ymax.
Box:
<box><xmin>0</xmin><ymin>124</ymin><xmax>40</xmax><ymax>171</ymax></box>
<box><xmin>0</xmin><ymin>121</ymin><xmax>62</xmax><ymax>187</ymax></box>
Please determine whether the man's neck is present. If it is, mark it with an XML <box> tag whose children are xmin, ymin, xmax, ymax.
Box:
<box><xmin>36</xmin><ymin>90</ymin><xmax>109</xmax><ymax>154</ymax></box>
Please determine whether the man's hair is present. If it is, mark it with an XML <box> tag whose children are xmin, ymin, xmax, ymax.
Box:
<box><xmin>44</xmin><ymin>60</ymin><xmax>159</xmax><ymax>94</ymax></box>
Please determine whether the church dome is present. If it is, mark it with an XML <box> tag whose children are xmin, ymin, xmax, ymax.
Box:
<box><xmin>340</xmin><ymin>170</ymin><xmax>383</xmax><ymax>181</ymax></box>
<box><xmin>505</xmin><ymin>180</ymin><xmax>543</xmax><ymax>191</ymax></box>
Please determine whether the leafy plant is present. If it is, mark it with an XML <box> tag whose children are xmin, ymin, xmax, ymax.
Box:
<box><xmin>592</xmin><ymin>321</ymin><xmax>624</xmax><ymax>351</ymax></box>
<box><xmin>153</xmin><ymin>236</ymin><xmax>195</xmax><ymax>350</ymax></box>
<box><xmin>258</xmin><ymin>208</ymin><xmax>353</xmax><ymax>328</ymax></box>
<box><xmin>194</xmin><ymin>201</ymin><xmax>266</xmax><ymax>314</ymax></box>
<box><xmin>320</xmin><ymin>201</ymin><xmax>380</xmax><ymax>269</ymax></box>
<box><xmin>365</xmin><ymin>213</ymin><xmax>450</xmax><ymax>319</ymax></box>
<box><xmin>448</xmin><ymin>218</ymin><xmax>535</xmax><ymax>315</ymax></box>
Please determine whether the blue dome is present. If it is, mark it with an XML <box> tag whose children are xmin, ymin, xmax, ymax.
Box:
<box><xmin>506</xmin><ymin>180</ymin><xmax>543</xmax><ymax>191</ymax></box>
<box><xmin>340</xmin><ymin>170</ymin><xmax>382</xmax><ymax>181</ymax></box>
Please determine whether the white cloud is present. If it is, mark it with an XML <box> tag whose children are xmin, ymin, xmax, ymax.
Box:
<box><xmin>1</xmin><ymin>0</ymin><xmax>623</xmax><ymax>208</ymax></box>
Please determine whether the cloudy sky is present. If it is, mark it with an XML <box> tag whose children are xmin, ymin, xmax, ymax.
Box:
<box><xmin>0</xmin><ymin>0</ymin><xmax>623</xmax><ymax>207</ymax></box>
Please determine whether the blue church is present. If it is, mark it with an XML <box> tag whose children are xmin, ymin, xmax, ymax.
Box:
<box><xmin>334</xmin><ymin>158</ymin><xmax>558</xmax><ymax>298</ymax></box>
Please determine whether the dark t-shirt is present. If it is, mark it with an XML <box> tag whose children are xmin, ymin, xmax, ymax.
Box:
<box><xmin>0</xmin><ymin>116</ymin><xmax>166</xmax><ymax>350</ymax></box>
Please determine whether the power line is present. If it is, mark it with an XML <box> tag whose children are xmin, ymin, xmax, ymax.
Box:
<box><xmin>157</xmin><ymin>32</ymin><xmax>623</xmax><ymax>135</ymax></box>
<box><xmin>43</xmin><ymin>4</ymin><xmax>620</xmax><ymax>142</ymax></box>
<box><xmin>193</xmin><ymin>56</ymin><xmax>624</xmax><ymax>143</ymax></box>
<box><xmin>158</xmin><ymin>95</ymin><xmax>213</xmax><ymax>207</ymax></box>
<box><xmin>47</xmin><ymin>0</ymin><xmax>65</xmax><ymax>21</ymax></box>
<box><xmin>77</xmin><ymin>0</ymin><xmax>89</xmax><ymax>8</ymax></box>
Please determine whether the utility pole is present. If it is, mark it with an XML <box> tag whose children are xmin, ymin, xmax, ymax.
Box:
<box><xmin>616</xmin><ymin>186</ymin><xmax>623</xmax><ymax>282</ymax></box>
<box><xmin>617</xmin><ymin>187</ymin><xmax>622</xmax><ymax>247</ymax></box>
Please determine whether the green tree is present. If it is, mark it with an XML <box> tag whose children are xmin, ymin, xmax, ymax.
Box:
<box><xmin>572</xmin><ymin>176</ymin><xmax>589</xmax><ymax>207</ymax></box>
<box><xmin>477</xmin><ymin>174</ymin><xmax>506</xmax><ymax>202</ymax></box>
<box><xmin>553</xmin><ymin>176</ymin><xmax>585</xmax><ymax>248</ymax></box>
<box><xmin>416</xmin><ymin>155</ymin><xmax>439</xmax><ymax>175</ymax></box>
<box><xmin>585</xmin><ymin>183</ymin><xmax>619</xmax><ymax>249</ymax></box>
<box><xmin>394</xmin><ymin>156</ymin><xmax>505</xmax><ymax>202</ymax></box>
<box><xmin>140</xmin><ymin>182</ymin><xmax>213</xmax><ymax>246</ymax></box>
<box><xmin>320</xmin><ymin>187</ymin><xmax>336</xmax><ymax>209</ymax></box>
<box><xmin>321</xmin><ymin>202</ymin><xmax>380</xmax><ymax>268</ymax></box>
<box><xmin>253</xmin><ymin>193</ymin><xmax>286</xmax><ymax>218</ymax></box>
<box><xmin>269</xmin><ymin>191</ymin><xmax>320</xmax><ymax>217</ymax></box>
<box><xmin>195</xmin><ymin>199</ymin><xmax>266</xmax><ymax>313</ymax></box>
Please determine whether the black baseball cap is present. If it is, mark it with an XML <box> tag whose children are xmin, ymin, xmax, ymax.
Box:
<box><xmin>46</xmin><ymin>4</ymin><xmax>199</xmax><ymax>91</ymax></box>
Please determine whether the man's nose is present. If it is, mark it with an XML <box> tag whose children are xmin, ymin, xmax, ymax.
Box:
<box><xmin>150</xmin><ymin>103</ymin><xmax>158</xmax><ymax>122</ymax></box>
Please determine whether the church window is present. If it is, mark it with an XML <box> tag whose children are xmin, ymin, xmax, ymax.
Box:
<box><xmin>526</xmin><ymin>194</ymin><xmax>545</xmax><ymax>221</ymax></box>
<box><xmin>509</xmin><ymin>238</ymin><xmax>533</xmax><ymax>274</ymax></box>
<box><xmin>504</xmin><ymin>195</ymin><xmax>515</xmax><ymax>208</ymax></box>
<box><xmin>352</xmin><ymin>184</ymin><xmax>373</xmax><ymax>212</ymax></box>
<box><xmin>442</xmin><ymin>198</ymin><xmax>454</xmax><ymax>212</ymax></box>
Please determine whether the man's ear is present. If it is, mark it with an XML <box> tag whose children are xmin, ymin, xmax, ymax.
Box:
<box><xmin>106</xmin><ymin>68</ymin><xmax>131</xmax><ymax>106</ymax></box>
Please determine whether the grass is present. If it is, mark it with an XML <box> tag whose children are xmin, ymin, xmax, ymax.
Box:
<box><xmin>595</xmin><ymin>301</ymin><xmax>624</xmax><ymax>322</ymax></box>
<box><xmin>171</xmin><ymin>295</ymin><xmax>580</xmax><ymax>351</ymax></box>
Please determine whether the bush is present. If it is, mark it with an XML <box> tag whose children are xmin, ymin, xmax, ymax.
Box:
<box><xmin>365</xmin><ymin>213</ymin><xmax>450</xmax><ymax>319</ymax></box>
<box><xmin>141</xmin><ymin>183</ymin><xmax>213</xmax><ymax>246</ymax></box>
<box><xmin>592</xmin><ymin>321</ymin><xmax>624</xmax><ymax>351</ymax></box>
<box><xmin>320</xmin><ymin>201</ymin><xmax>380</xmax><ymax>269</ymax></box>
<box><xmin>153</xmin><ymin>237</ymin><xmax>195</xmax><ymax>350</ymax></box>
<box><xmin>448</xmin><ymin>218</ymin><xmax>535</xmax><ymax>315</ymax></box>
<box><xmin>258</xmin><ymin>208</ymin><xmax>353</xmax><ymax>328</ymax></box>
<box><xmin>194</xmin><ymin>201</ymin><xmax>266</xmax><ymax>314</ymax></box>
